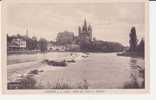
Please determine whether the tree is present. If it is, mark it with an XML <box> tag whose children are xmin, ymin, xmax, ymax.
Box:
<box><xmin>137</xmin><ymin>38</ymin><xmax>144</xmax><ymax>53</ymax></box>
<box><xmin>25</xmin><ymin>36</ymin><xmax>39</xmax><ymax>50</ymax></box>
<box><xmin>38</xmin><ymin>38</ymin><xmax>48</xmax><ymax>52</ymax></box>
<box><xmin>129</xmin><ymin>27</ymin><xmax>138</xmax><ymax>52</ymax></box>
<box><xmin>31</xmin><ymin>36</ymin><xmax>38</xmax><ymax>50</ymax></box>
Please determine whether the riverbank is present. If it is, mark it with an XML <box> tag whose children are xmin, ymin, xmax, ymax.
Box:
<box><xmin>7</xmin><ymin>50</ymin><xmax>41</xmax><ymax>55</ymax></box>
<box><xmin>117</xmin><ymin>52</ymin><xmax>144</xmax><ymax>58</ymax></box>
<box><xmin>7</xmin><ymin>49</ymin><xmax>123</xmax><ymax>55</ymax></box>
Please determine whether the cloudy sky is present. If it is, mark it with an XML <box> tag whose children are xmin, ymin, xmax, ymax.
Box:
<box><xmin>6</xmin><ymin>2</ymin><xmax>145</xmax><ymax>46</ymax></box>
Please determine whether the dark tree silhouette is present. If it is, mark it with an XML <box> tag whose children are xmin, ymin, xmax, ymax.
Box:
<box><xmin>38</xmin><ymin>38</ymin><xmax>48</xmax><ymax>52</ymax></box>
<box><xmin>137</xmin><ymin>38</ymin><xmax>144</xmax><ymax>53</ymax></box>
<box><xmin>129</xmin><ymin>27</ymin><xmax>138</xmax><ymax>52</ymax></box>
<box><xmin>31</xmin><ymin>36</ymin><xmax>38</xmax><ymax>50</ymax></box>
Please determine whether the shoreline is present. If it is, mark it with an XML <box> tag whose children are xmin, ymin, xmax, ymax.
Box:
<box><xmin>7</xmin><ymin>50</ymin><xmax>122</xmax><ymax>55</ymax></box>
<box><xmin>117</xmin><ymin>52</ymin><xmax>144</xmax><ymax>58</ymax></box>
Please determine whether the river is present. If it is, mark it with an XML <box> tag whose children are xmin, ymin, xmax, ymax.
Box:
<box><xmin>7</xmin><ymin>52</ymin><xmax>145</xmax><ymax>89</ymax></box>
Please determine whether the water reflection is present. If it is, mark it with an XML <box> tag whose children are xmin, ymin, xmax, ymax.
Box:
<box><xmin>124</xmin><ymin>57</ymin><xmax>145</xmax><ymax>89</ymax></box>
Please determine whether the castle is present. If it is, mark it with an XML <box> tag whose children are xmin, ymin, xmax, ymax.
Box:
<box><xmin>78</xmin><ymin>19</ymin><xmax>92</xmax><ymax>51</ymax></box>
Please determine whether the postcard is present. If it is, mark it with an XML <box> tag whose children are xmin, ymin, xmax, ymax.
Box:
<box><xmin>1</xmin><ymin>0</ymin><xmax>149</xmax><ymax>94</ymax></box>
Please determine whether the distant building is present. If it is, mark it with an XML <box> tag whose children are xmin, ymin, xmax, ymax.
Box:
<box><xmin>47</xmin><ymin>42</ymin><xmax>54</xmax><ymax>51</ymax></box>
<box><xmin>8</xmin><ymin>38</ymin><xmax>26</xmax><ymax>51</ymax></box>
<box><xmin>51</xmin><ymin>45</ymin><xmax>66</xmax><ymax>51</ymax></box>
<box><xmin>78</xmin><ymin>19</ymin><xmax>92</xmax><ymax>51</ymax></box>
<box><xmin>56</xmin><ymin>31</ymin><xmax>75</xmax><ymax>45</ymax></box>
<box><xmin>66</xmin><ymin>44</ymin><xmax>80</xmax><ymax>52</ymax></box>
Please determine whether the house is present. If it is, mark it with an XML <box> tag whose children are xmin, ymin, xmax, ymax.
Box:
<box><xmin>8</xmin><ymin>38</ymin><xmax>26</xmax><ymax>51</ymax></box>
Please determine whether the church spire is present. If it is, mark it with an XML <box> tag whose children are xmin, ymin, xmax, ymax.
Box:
<box><xmin>84</xmin><ymin>18</ymin><xmax>87</xmax><ymax>27</ymax></box>
<box><xmin>83</xmin><ymin>18</ymin><xmax>87</xmax><ymax>31</ymax></box>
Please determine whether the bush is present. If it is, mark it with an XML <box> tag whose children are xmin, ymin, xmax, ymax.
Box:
<box><xmin>8</xmin><ymin>76</ymin><xmax>36</xmax><ymax>89</ymax></box>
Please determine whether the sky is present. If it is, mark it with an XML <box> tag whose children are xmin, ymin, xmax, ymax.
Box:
<box><xmin>5</xmin><ymin>2</ymin><xmax>145</xmax><ymax>46</ymax></box>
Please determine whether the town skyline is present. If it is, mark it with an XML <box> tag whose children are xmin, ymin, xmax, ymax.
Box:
<box><xmin>6</xmin><ymin>3</ymin><xmax>145</xmax><ymax>46</ymax></box>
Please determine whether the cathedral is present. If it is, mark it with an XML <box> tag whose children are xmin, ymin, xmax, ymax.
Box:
<box><xmin>78</xmin><ymin>19</ymin><xmax>92</xmax><ymax>51</ymax></box>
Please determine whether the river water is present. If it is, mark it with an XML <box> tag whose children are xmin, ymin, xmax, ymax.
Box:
<box><xmin>7</xmin><ymin>52</ymin><xmax>145</xmax><ymax>89</ymax></box>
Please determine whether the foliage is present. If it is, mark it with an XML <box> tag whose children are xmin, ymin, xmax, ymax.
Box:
<box><xmin>129</xmin><ymin>27</ymin><xmax>138</xmax><ymax>52</ymax></box>
<box><xmin>38</xmin><ymin>38</ymin><xmax>48</xmax><ymax>52</ymax></box>
<box><xmin>26</xmin><ymin>37</ymin><xmax>38</xmax><ymax>50</ymax></box>
<box><xmin>137</xmin><ymin>38</ymin><xmax>144</xmax><ymax>53</ymax></box>
<box><xmin>89</xmin><ymin>40</ymin><xmax>124</xmax><ymax>52</ymax></box>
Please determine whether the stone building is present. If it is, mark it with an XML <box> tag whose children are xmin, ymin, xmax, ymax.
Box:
<box><xmin>78</xmin><ymin>19</ymin><xmax>92</xmax><ymax>51</ymax></box>
<box><xmin>56</xmin><ymin>31</ymin><xmax>75</xmax><ymax>45</ymax></box>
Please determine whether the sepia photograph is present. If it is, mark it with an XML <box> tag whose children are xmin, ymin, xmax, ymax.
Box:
<box><xmin>1</xmin><ymin>0</ymin><xmax>149</xmax><ymax>93</ymax></box>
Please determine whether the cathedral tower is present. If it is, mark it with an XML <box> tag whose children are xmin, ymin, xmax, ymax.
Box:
<box><xmin>78</xmin><ymin>19</ymin><xmax>92</xmax><ymax>51</ymax></box>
